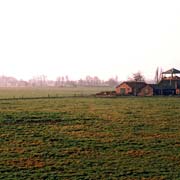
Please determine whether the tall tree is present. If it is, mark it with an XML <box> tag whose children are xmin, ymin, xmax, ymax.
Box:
<box><xmin>154</xmin><ymin>67</ymin><xmax>162</xmax><ymax>84</ymax></box>
<box><xmin>129</xmin><ymin>72</ymin><xmax>145</xmax><ymax>82</ymax></box>
<box><xmin>154</xmin><ymin>67</ymin><xmax>159</xmax><ymax>84</ymax></box>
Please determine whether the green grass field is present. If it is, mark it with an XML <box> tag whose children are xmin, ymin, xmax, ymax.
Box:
<box><xmin>0</xmin><ymin>87</ymin><xmax>113</xmax><ymax>99</ymax></box>
<box><xmin>0</xmin><ymin>89</ymin><xmax>180</xmax><ymax>179</ymax></box>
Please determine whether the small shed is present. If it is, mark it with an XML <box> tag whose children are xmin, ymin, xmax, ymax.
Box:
<box><xmin>138</xmin><ymin>85</ymin><xmax>154</xmax><ymax>96</ymax></box>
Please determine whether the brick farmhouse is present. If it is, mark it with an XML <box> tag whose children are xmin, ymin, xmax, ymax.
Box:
<box><xmin>116</xmin><ymin>68</ymin><xmax>180</xmax><ymax>96</ymax></box>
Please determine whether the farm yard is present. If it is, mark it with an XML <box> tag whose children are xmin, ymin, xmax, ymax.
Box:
<box><xmin>0</xmin><ymin>88</ymin><xmax>180</xmax><ymax>179</ymax></box>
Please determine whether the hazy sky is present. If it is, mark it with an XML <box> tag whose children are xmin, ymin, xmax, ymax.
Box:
<box><xmin>0</xmin><ymin>0</ymin><xmax>180</xmax><ymax>81</ymax></box>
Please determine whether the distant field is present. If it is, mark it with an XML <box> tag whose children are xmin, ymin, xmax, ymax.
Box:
<box><xmin>1</xmin><ymin>96</ymin><xmax>180</xmax><ymax>179</ymax></box>
<box><xmin>0</xmin><ymin>87</ymin><xmax>113</xmax><ymax>99</ymax></box>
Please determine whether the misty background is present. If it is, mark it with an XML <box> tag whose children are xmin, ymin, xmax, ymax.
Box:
<box><xmin>0</xmin><ymin>0</ymin><xmax>180</xmax><ymax>85</ymax></box>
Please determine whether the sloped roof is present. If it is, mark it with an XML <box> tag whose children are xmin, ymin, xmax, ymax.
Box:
<box><xmin>162</xmin><ymin>68</ymin><xmax>180</xmax><ymax>74</ymax></box>
<box><xmin>116</xmin><ymin>81</ymin><xmax>146</xmax><ymax>89</ymax></box>
<box><xmin>126</xmin><ymin>82</ymin><xmax>146</xmax><ymax>89</ymax></box>
<box><xmin>147</xmin><ymin>84</ymin><xmax>158</xmax><ymax>88</ymax></box>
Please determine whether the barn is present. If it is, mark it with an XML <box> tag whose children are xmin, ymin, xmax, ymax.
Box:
<box><xmin>116</xmin><ymin>80</ymin><xmax>180</xmax><ymax>96</ymax></box>
<box><xmin>116</xmin><ymin>82</ymin><xmax>147</xmax><ymax>96</ymax></box>
<box><xmin>156</xmin><ymin>68</ymin><xmax>180</xmax><ymax>95</ymax></box>
<box><xmin>115</xmin><ymin>68</ymin><xmax>180</xmax><ymax>96</ymax></box>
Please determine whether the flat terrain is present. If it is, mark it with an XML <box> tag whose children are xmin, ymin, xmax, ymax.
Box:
<box><xmin>0</xmin><ymin>87</ymin><xmax>113</xmax><ymax>99</ymax></box>
<box><xmin>0</xmin><ymin>89</ymin><xmax>180</xmax><ymax>179</ymax></box>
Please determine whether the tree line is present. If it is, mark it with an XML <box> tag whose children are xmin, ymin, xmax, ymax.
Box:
<box><xmin>0</xmin><ymin>68</ymin><xmax>162</xmax><ymax>88</ymax></box>
<box><xmin>0</xmin><ymin>75</ymin><xmax>119</xmax><ymax>87</ymax></box>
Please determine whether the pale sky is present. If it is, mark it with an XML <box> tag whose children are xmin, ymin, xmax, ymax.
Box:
<box><xmin>0</xmin><ymin>0</ymin><xmax>180</xmax><ymax>81</ymax></box>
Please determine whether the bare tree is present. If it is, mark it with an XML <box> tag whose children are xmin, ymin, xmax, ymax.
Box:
<box><xmin>129</xmin><ymin>72</ymin><xmax>145</xmax><ymax>82</ymax></box>
<box><xmin>106</xmin><ymin>77</ymin><xmax>119</xmax><ymax>87</ymax></box>
<box><xmin>29</xmin><ymin>75</ymin><xmax>47</xmax><ymax>87</ymax></box>
<box><xmin>65</xmin><ymin>75</ymin><xmax>69</xmax><ymax>82</ymax></box>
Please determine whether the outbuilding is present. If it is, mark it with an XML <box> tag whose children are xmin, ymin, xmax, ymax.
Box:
<box><xmin>116</xmin><ymin>82</ymin><xmax>146</xmax><ymax>96</ymax></box>
<box><xmin>138</xmin><ymin>84</ymin><xmax>154</xmax><ymax>96</ymax></box>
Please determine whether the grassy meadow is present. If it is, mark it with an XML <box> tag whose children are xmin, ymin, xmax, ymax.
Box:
<box><xmin>0</xmin><ymin>87</ymin><xmax>113</xmax><ymax>99</ymax></box>
<box><xmin>0</xmin><ymin>88</ymin><xmax>180</xmax><ymax>179</ymax></box>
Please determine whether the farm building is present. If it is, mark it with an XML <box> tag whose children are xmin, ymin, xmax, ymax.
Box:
<box><xmin>138</xmin><ymin>84</ymin><xmax>154</xmax><ymax>96</ymax></box>
<box><xmin>154</xmin><ymin>68</ymin><xmax>180</xmax><ymax>95</ymax></box>
<box><xmin>116</xmin><ymin>82</ymin><xmax>147</xmax><ymax>96</ymax></box>
<box><xmin>116</xmin><ymin>68</ymin><xmax>180</xmax><ymax>96</ymax></box>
